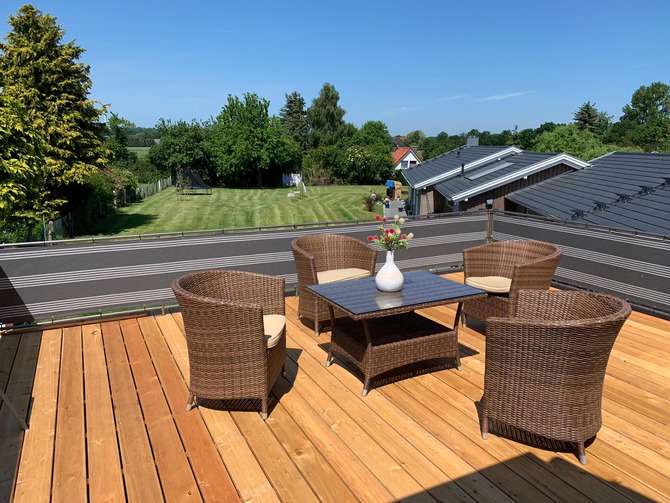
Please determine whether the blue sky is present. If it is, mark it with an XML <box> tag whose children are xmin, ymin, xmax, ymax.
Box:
<box><xmin>1</xmin><ymin>1</ymin><xmax>668</xmax><ymax>136</ymax></box>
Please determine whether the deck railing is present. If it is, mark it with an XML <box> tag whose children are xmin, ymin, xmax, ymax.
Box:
<box><xmin>1</xmin><ymin>211</ymin><xmax>669</xmax><ymax>326</ymax></box>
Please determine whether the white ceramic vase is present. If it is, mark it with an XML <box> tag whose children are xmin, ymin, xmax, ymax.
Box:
<box><xmin>375</xmin><ymin>250</ymin><xmax>404</xmax><ymax>292</ymax></box>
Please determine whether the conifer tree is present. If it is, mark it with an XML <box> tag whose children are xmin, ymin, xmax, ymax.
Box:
<box><xmin>279</xmin><ymin>91</ymin><xmax>308</xmax><ymax>151</ymax></box>
<box><xmin>0</xmin><ymin>5</ymin><xmax>107</xmax><ymax>222</ymax></box>
<box><xmin>306</xmin><ymin>83</ymin><xmax>347</xmax><ymax>149</ymax></box>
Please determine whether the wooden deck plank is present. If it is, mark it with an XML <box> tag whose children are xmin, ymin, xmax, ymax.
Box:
<box><xmin>418</xmin><ymin>369</ymin><xmax>639</xmax><ymax>503</ymax></box>
<box><xmin>0</xmin><ymin>333</ymin><xmax>19</xmax><ymax>395</ymax></box>
<box><xmin>284</xmin><ymin>323</ymin><xmax>481</xmax><ymax>503</ymax></box>
<box><xmin>119</xmin><ymin>318</ymin><xmax>202</xmax><ymax>502</ymax></box>
<box><xmin>159</xmin><ymin>314</ymin><xmax>281</xmax><ymax>503</ymax></box>
<box><xmin>13</xmin><ymin>329</ymin><xmax>60</xmax><ymax>503</ymax></box>
<box><xmin>424</xmin><ymin>304</ymin><xmax>670</xmax><ymax>502</ymax></box>
<box><xmin>51</xmin><ymin>326</ymin><xmax>87</xmax><ymax>502</ymax></box>
<box><xmin>285</xmin><ymin>299</ymin><xmax>523</xmax><ymax>503</ymax></box>
<box><xmin>280</xmin><ymin>355</ymin><xmax>434</xmax><ymax>502</ymax></box>
<box><xmin>271</xmin><ymin>374</ymin><xmax>396</xmax><ymax>503</ymax></box>
<box><xmin>386</xmin><ymin>377</ymin><xmax>568</xmax><ymax>502</ymax></box>
<box><xmin>0</xmin><ymin>332</ymin><xmax>39</xmax><ymax>500</ymax></box>
<box><xmin>231</xmin><ymin>410</ymin><xmax>320</xmax><ymax>503</ymax></box>
<box><xmin>427</xmin><ymin>362</ymin><xmax>666</xmax><ymax>503</ymax></box>
<box><xmin>136</xmin><ymin>316</ymin><xmax>240</xmax><ymax>503</ymax></box>
<box><xmin>264</xmin><ymin>400</ymin><xmax>360</xmax><ymax>503</ymax></box>
<box><xmin>101</xmin><ymin>321</ymin><xmax>164</xmax><ymax>503</ymax></box>
<box><xmin>81</xmin><ymin>323</ymin><xmax>125</xmax><ymax>503</ymax></box>
<box><xmin>6</xmin><ymin>275</ymin><xmax>670</xmax><ymax>503</ymax></box>
<box><xmin>199</xmin><ymin>408</ymin><xmax>281</xmax><ymax>503</ymax></box>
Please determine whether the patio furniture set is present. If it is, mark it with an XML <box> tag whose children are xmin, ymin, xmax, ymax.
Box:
<box><xmin>172</xmin><ymin>235</ymin><xmax>631</xmax><ymax>464</ymax></box>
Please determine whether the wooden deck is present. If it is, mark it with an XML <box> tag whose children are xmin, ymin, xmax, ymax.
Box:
<box><xmin>1</xmin><ymin>273</ymin><xmax>669</xmax><ymax>502</ymax></box>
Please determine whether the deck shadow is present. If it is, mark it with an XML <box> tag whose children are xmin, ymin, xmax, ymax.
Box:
<box><xmin>398</xmin><ymin>452</ymin><xmax>659</xmax><ymax>502</ymax></box>
<box><xmin>195</xmin><ymin>348</ymin><xmax>302</xmax><ymax>418</ymax></box>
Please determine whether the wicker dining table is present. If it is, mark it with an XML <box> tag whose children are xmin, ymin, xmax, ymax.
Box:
<box><xmin>308</xmin><ymin>270</ymin><xmax>486</xmax><ymax>396</ymax></box>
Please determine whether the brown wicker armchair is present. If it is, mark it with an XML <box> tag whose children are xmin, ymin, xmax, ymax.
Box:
<box><xmin>462</xmin><ymin>239</ymin><xmax>562</xmax><ymax>326</ymax></box>
<box><xmin>481</xmin><ymin>290</ymin><xmax>631</xmax><ymax>464</ymax></box>
<box><xmin>291</xmin><ymin>234</ymin><xmax>378</xmax><ymax>336</ymax></box>
<box><xmin>172</xmin><ymin>270</ymin><xmax>286</xmax><ymax>420</ymax></box>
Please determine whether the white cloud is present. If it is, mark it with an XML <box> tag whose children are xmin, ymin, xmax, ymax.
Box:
<box><xmin>477</xmin><ymin>90</ymin><xmax>536</xmax><ymax>102</ymax></box>
<box><xmin>438</xmin><ymin>95</ymin><xmax>467</xmax><ymax>101</ymax></box>
<box><xmin>383</xmin><ymin>106</ymin><xmax>419</xmax><ymax>116</ymax></box>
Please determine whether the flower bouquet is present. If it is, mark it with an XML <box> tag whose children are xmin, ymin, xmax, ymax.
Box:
<box><xmin>368</xmin><ymin>214</ymin><xmax>413</xmax><ymax>251</ymax></box>
<box><xmin>368</xmin><ymin>215</ymin><xmax>413</xmax><ymax>291</ymax></box>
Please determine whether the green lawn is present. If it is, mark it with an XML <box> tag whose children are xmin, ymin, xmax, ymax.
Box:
<box><xmin>128</xmin><ymin>146</ymin><xmax>151</xmax><ymax>158</ymax></box>
<box><xmin>87</xmin><ymin>185</ymin><xmax>388</xmax><ymax>236</ymax></box>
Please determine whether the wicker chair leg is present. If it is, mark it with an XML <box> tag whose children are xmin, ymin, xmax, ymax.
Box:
<box><xmin>282</xmin><ymin>362</ymin><xmax>286</xmax><ymax>377</ymax></box>
<box><xmin>461</xmin><ymin>314</ymin><xmax>468</xmax><ymax>328</ymax></box>
<box><xmin>314</xmin><ymin>318</ymin><xmax>320</xmax><ymax>337</ymax></box>
<box><xmin>262</xmin><ymin>398</ymin><xmax>268</xmax><ymax>421</ymax></box>
<box><xmin>325</xmin><ymin>348</ymin><xmax>333</xmax><ymax>367</ymax></box>
<box><xmin>362</xmin><ymin>377</ymin><xmax>371</xmax><ymax>396</ymax></box>
<box><xmin>481</xmin><ymin>416</ymin><xmax>489</xmax><ymax>439</ymax></box>
<box><xmin>186</xmin><ymin>393</ymin><xmax>196</xmax><ymax>412</ymax></box>
<box><xmin>578</xmin><ymin>443</ymin><xmax>587</xmax><ymax>464</ymax></box>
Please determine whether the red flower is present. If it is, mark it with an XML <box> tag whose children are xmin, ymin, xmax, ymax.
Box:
<box><xmin>382</xmin><ymin>217</ymin><xmax>387</xmax><ymax>223</ymax></box>
<box><xmin>376</xmin><ymin>214</ymin><xmax>381</xmax><ymax>221</ymax></box>
<box><xmin>386</xmin><ymin>228</ymin><xmax>393</xmax><ymax>234</ymax></box>
<box><xmin>367</xmin><ymin>236</ymin><xmax>373</xmax><ymax>241</ymax></box>
<box><xmin>384</xmin><ymin>236</ymin><xmax>390</xmax><ymax>242</ymax></box>
<box><xmin>401</xmin><ymin>234</ymin><xmax>407</xmax><ymax>239</ymax></box>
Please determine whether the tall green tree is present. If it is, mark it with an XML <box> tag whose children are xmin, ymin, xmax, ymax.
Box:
<box><xmin>531</xmin><ymin>124</ymin><xmax>614</xmax><ymax>160</ymax></box>
<box><xmin>0</xmin><ymin>5</ymin><xmax>107</xmax><ymax>223</ymax></box>
<box><xmin>210</xmin><ymin>93</ymin><xmax>272</xmax><ymax>187</ymax></box>
<box><xmin>106</xmin><ymin>113</ymin><xmax>138</xmax><ymax>167</ymax></box>
<box><xmin>573</xmin><ymin>101</ymin><xmax>599</xmax><ymax>133</ymax></box>
<box><xmin>621</xmin><ymin>82</ymin><xmax>670</xmax><ymax>124</ymax></box>
<box><xmin>615</xmin><ymin>81</ymin><xmax>670</xmax><ymax>151</ymax></box>
<box><xmin>279</xmin><ymin>91</ymin><xmax>308</xmax><ymax>151</ymax></box>
<box><xmin>0</xmin><ymin>95</ymin><xmax>45</xmax><ymax>221</ymax></box>
<box><xmin>401</xmin><ymin>130</ymin><xmax>425</xmax><ymax>147</ymax></box>
<box><xmin>574</xmin><ymin>101</ymin><xmax>612</xmax><ymax>138</ymax></box>
<box><xmin>333</xmin><ymin>121</ymin><xmax>394</xmax><ymax>184</ymax></box>
<box><xmin>148</xmin><ymin>119</ymin><xmax>215</xmax><ymax>182</ymax></box>
<box><xmin>210</xmin><ymin>93</ymin><xmax>301</xmax><ymax>187</ymax></box>
<box><xmin>354</xmin><ymin>121</ymin><xmax>393</xmax><ymax>149</ymax></box>
<box><xmin>306</xmin><ymin>83</ymin><xmax>347</xmax><ymax>149</ymax></box>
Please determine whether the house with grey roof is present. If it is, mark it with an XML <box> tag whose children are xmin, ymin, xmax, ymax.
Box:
<box><xmin>507</xmin><ymin>151</ymin><xmax>670</xmax><ymax>235</ymax></box>
<box><xmin>401</xmin><ymin>139</ymin><xmax>589</xmax><ymax>215</ymax></box>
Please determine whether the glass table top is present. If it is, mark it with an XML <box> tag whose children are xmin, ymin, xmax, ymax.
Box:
<box><xmin>308</xmin><ymin>270</ymin><xmax>485</xmax><ymax>317</ymax></box>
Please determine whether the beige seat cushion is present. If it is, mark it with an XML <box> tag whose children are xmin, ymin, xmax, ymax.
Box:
<box><xmin>466</xmin><ymin>276</ymin><xmax>511</xmax><ymax>293</ymax></box>
<box><xmin>317</xmin><ymin>268</ymin><xmax>370</xmax><ymax>284</ymax></box>
<box><xmin>263</xmin><ymin>314</ymin><xmax>285</xmax><ymax>349</ymax></box>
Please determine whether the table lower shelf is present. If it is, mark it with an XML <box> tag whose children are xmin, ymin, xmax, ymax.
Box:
<box><xmin>327</xmin><ymin>311</ymin><xmax>460</xmax><ymax>395</ymax></box>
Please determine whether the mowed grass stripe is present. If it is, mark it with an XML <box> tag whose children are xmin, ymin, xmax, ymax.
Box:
<box><xmin>87</xmin><ymin>185</ymin><xmax>388</xmax><ymax>236</ymax></box>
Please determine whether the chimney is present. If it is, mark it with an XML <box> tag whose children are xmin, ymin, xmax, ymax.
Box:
<box><xmin>461</xmin><ymin>163</ymin><xmax>465</xmax><ymax>176</ymax></box>
<box><xmin>466</xmin><ymin>136</ymin><xmax>479</xmax><ymax>147</ymax></box>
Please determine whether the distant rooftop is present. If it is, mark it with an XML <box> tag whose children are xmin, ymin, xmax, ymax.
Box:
<box><xmin>507</xmin><ymin>151</ymin><xmax>670</xmax><ymax>234</ymax></box>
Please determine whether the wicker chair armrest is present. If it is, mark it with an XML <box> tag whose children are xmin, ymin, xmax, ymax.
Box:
<box><xmin>291</xmin><ymin>240</ymin><xmax>319</xmax><ymax>285</ymax></box>
<box><xmin>509</xmin><ymin>251</ymin><xmax>562</xmax><ymax>292</ymax></box>
<box><xmin>323</xmin><ymin>237</ymin><xmax>378</xmax><ymax>274</ymax></box>
<box><xmin>463</xmin><ymin>243</ymin><xmax>504</xmax><ymax>278</ymax></box>
<box><xmin>511</xmin><ymin>290</ymin><xmax>631</xmax><ymax>323</ymax></box>
<box><xmin>237</xmin><ymin>273</ymin><xmax>285</xmax><ymax>315</ymax></box>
